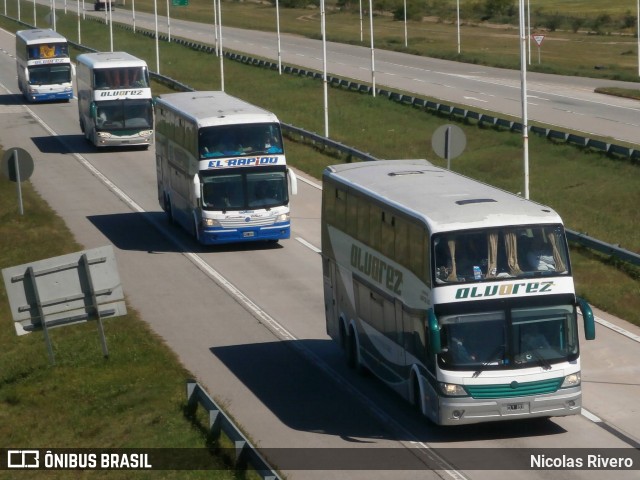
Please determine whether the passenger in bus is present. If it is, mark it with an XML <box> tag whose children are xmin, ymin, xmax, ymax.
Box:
<box><xmin>522</xmin><ymin>323</ymin><xmax>551</xmax><ymax>350</ymax></box>
<box><xmin>448</xmin><ymin>334</ymin><xmax>477</xmax><ymax>363</ymax></box>
<box><xmin>526</xmin><ymin>236</ymin><xmax>555</xmax><ymax>271</ymax></box>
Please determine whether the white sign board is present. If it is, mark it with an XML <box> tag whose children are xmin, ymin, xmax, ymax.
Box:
<box><xmin>2</xmin><ymin>245</ymin><xmax>126</xmax><ymax>334</ymax></box>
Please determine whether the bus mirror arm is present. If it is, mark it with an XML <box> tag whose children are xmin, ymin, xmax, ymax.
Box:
<box><xmin>577</xmin><ymin>297</ymin><xmax>595</xmax><ymax>340</ymax></box>
<box><xmin>427</xmin><ymin>309</ymin><xmax>442</xmax><ymax>354</ymax></box>
<box><xmin>287</xmin><ymin>168</ymin><xmax>298</xmax><ymax>195</ymax></box>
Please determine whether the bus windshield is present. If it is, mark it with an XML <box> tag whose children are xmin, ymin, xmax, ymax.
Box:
<box><xmin>28</xmin><ymin>64</ymin><xmax>72</xmax><ymax>85</ymax></box>
<box><xmin>95</xmin><ymin>100</ymin><xmax>153</xmax><ymax>130</ymax></box>
<box><xmin>201</xmin><ymin>168</ymin><xmax>288</xmax><ymax>211</ymax></box>
<box><xmin>199</xmin><ymin>123</ymin><xmax>284</xmax><ymax>159</ymax></box>
<box><xmin>27</xmin><ymin>43</ymin><xmax>68</xmax><ymax>59</ymax></box>
<box><xmin>433</xmin><ymin>225</ymin><xmax>569</xmax><ymax>284</ymax></box>
<box><xmin>93</xmin><ymin>67</ymin><xmax>149</xmax><ymax>89</ymax></box>
<box><xmin>439</xmin><ymin>303</ymin><xmax>579</xmax><ymax>370</ymax></box>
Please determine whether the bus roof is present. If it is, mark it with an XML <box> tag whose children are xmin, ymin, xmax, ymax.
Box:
<box><xmin>324</xmin><ymin>159</ymin><xmax>564</xmax><ymax>233</ymax></box>
<box><xmin>16</xmin><ymin>29</ymin><xmax>68</xmax><ymax>44</ymax></box>
<box><xmin>155</xmin><ymin>91</ymin><xmax>280</xmax><ymax>128</ymax></box>
<box><xmin>76</xmin><ymin>51</ymin><xmax>148</xmax><ymax>69</ymax></box>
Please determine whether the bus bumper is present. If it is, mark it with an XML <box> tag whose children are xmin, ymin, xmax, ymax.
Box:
<box><xmin>27</xmin><ymin>90</ymin><xmax>73</xmax><ymax>102</ymax></box>
<box><xmin>437</xmin><ymin>387</ymin><xmax>582</xmax><ymax>425</ymax></box>
<box><xmin>200</xmin><ymin>223</ymin><xmax>291</xmax><ymax>245</ymax></box>
<box><xmin>93</xmin><ymin>132</ymin><xmax>153</xmax><ymax>148</ymax></box>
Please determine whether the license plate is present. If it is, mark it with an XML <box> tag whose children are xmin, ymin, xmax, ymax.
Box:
<box><xmin>506</xmin><ymin>403</ymin><xmax>524</xmax><ymax>411</ymax></box>
<box><xmin>243</xmin><ymin>231</ymin><xmax>255</xmax><ymax>238</ymax></box>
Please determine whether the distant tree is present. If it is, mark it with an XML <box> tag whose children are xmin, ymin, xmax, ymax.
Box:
<box><xmin>571</xmin><ymin>17</ymin><xmax>585</xmax><ymax>34</ymax></box>
<box><xmin>392</xmin><ymin>0</ymin><xmax>424</xmax><ymax>21</ymax></box>
<box><xmin>483</xmin><ymin>0</ymin><xmax>515</xmax><ymax>19</ymax></box>
<box><xmin>621</xmin><ymin>10</ymin><xmax>636</xmax><ymax>30</ymax></box>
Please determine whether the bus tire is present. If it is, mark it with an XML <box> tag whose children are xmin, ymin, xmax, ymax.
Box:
<box><xmin>193</xmin><ymin>216</ymin><xmax>200</xmax><ymax>243</ymax></box>
<box><xmin>347</xmin><ymin>326</ymin><xmax>365</xmax><ymax>374</ymax></box>
<box><xmin>412</xmin><ymin>375</ymin><xmax>423</xmax><ymax>416</ymax></box>
<box><xmin>339</xmin><ymin>320</ymin><xmax>348</xmax><ymax>351</ymax></box>
<box><xmin>165</xmin><ymin>196</ymin><xmax>175</xmax><ymax>223</ymax></box>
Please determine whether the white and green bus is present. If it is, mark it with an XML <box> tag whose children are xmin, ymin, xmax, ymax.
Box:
<box><xmin>154</xmin><ymin>91</ymin><xmax>298</xmax><ymax>245</ymax></box>
<box><xmin>76</xmin><ymin>52</ymin><xmax>153</xmax><ymax>148</ymax></box>
<box><xmin>321</xmin><ymin>159</ymin><xmax>595</xmax><ymax>425</ymax></box>
<box><xmin>16</xmin><ymin>29</ymin><xmax>73</xmax><ymax>102</ymax></box>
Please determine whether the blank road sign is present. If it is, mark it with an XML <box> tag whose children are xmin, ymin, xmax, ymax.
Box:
<box><xmin>2</xmin><ymin>245</ymin><xmax>127</xmax><ymax>335</ymax></box>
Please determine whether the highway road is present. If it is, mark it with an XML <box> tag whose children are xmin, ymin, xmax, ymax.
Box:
<box><xmin>1</xmin><ymin>23</ymin><xmax>640</xmax><ymax>480</ymax></box>
<box><xmin>63</xmin><ymin>4</ymin><xmax>640</xmax><ymax>146</ymax></box>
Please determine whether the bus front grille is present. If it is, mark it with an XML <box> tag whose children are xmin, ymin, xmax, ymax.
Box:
<box><xmin>220</xmin><ymin>217</ymin><xmax>275</xmax><ymax>228</ymax></box>
<box><xmin>465</xmin><ymin>378</ymin><xmax>564</xmax><ymax>399</ymax></box>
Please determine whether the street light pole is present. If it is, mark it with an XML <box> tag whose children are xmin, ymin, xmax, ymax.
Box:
<box><xmin>321</xmin><ymin>0</ymin><xmax>329</xmax><ymax>137</ymax></box>
<box><xmin>368</xmin><ymin>0</ymin><xmax>375</xmax><ymax>97</ymax></box>
<box><xmin>519</xmin><ymin>0</ymin><xmax>529</xmax><ymax>199</ymax></box>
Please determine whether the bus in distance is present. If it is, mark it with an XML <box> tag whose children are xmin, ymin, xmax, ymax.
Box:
<box><xmin>154</xmin><ymin>91</ymin><xmax>298</xmax><ymax>245</ymax></box>
<box><xmin>321</xmin><ymin>159</ymin><xmax>595</xmax><ymax>426</ymax></box>
<box><xmin>76</xmin><ymin>52</ymin><xmax>153</xmax><ymax>148</ymax></box>
<box><xmin>16</xmin><ymin>29</ymin><xmax>73</xmax><ymax>102</ymax></box>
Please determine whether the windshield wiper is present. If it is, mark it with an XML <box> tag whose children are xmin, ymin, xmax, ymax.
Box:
<box><xmin>472</xmin><ymin>344</ymin><xmax>505</xmax><ymax>378</ymax></box>
<box><xmin>528</xmin><ymin>348</ymin><xmax>552</xmax><ymax>371</ymax></box>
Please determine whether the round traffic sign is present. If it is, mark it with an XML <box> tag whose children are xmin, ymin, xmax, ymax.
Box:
<box><xmin>432</xmin><ymin>124</ymin><xmax>466</xmax><ymax>161</ymax></box>
<box><xmin>2</xmin><ymin>147</ymin><xmax>34</xmax><ymax>182</ymax></box>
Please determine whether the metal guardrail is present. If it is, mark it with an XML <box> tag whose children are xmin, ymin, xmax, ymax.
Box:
<box><xmin>185</xmin><ymin>380</ymin><xmax>281</xmax><ymax>479</ymax></box>
<box><xmin>6</xmin><ymin>15</ymin><xmax>638</xmax><ymax>266</ymax></box>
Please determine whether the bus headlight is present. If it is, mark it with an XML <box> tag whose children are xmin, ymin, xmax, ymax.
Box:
<box><xmin>561</xmin><ymin>372</ymin><xmax>581</xmax><ymax>388</ymax></box>
<box><xmin>203</xmin><ymin>218</ymin><xmax>221</xmax><ymax>227</ymax></box>
<box><xmin>138</xmin><ymin>130</ymin><xmax>153</xmax><ymax>137</ymax></box>
<box><xmin>275</xmin><ymin>213</ymin><xmax>289</xmax><ymax>223</ymax></box>
<box><xmin>97</xmin><ymin>131</ymin><xmax>112</xmax><ymax>138</ymax></box>
<box><xmin>439</xmin><ymin>382</ymin><xmax>467</xmax><ymax>397</ymax></box>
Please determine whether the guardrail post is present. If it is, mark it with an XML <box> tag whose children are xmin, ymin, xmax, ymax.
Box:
<box><xmin>185</xmin><ymin>379</ymin><xmax>198</xmax><ymax>416</ymax></box>
<box><xmin>208</xmin><ymin>409</ymin><xmax>222</xmax><ymax>441</ymax></box>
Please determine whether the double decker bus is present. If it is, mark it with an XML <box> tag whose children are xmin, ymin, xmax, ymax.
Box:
<box><xmin>76</xmin><ymin>52</ymin><xmax>153</xmax><ymax>148</ymax></box>
<box><xmin>321</xmin><ymin>159</ymin><xmax>595</xmax><ymax>425</ymax></box>
<box><xmin>16</xmin><ymin>29</ymin><xmax>73</xmax><ymax>102</ymax></box>
<box><xmin>154</xmin><ymin>91</ymin><xmax>298</xmax><ymax>245</ymax></box>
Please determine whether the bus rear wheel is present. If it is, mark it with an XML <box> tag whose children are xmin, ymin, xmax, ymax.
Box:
<box><xmin>346</xmin><ymin>327</ymin><xmax>365</xmax><ymax>375</ymax></box>
<box><xmin>412</xmin><ymin>375</ymin><xmax>423</xmax><ymax>416</ymax></box>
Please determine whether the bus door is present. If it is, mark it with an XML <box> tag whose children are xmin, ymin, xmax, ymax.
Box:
<box><xmin>322</xmin><ymin>257</ymin><xmax>339</xmax><ymax>338</ymax></box>
<box><xmin>392</xmin><ymin>299</ymin><xmax>407</xmax><ymax>367</ymax></box>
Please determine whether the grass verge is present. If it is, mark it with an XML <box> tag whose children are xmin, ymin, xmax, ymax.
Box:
<box><xmin>0</xmin><ymin>173</ymin><xmax>247</xmax><ymax>478</ymax></box>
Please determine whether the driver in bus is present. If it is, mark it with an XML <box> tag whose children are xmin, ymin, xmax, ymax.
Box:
<box><xmin>97</xmin><ymin>108</ymin><xmax>108</xmax><ymax>127</ymax></box>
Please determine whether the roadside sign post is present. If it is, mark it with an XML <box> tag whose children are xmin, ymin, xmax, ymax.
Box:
<box><xmin>1</xmin><ymin>147</ymin><xmax>34</xmax><ymax>216</ymax></box>
<box><xmin>532</xmin><ymin>34</ymin><xmax>545</xmax><ymax>64</ymax></box>
<box><xmin>432</xmin><ymin>124</ymin><xmax>466</xmax><ymax>169</ymax></box>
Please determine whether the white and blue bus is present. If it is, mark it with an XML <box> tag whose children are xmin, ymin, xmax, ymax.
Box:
<box><xmin>16</xmin><ymin>29</ymin><xmax>73</xmax><ymax>102</ymax></box>
<box><xmin>76</xmin><ymin>52</ymin><xmax>153</xmax><ymax>148</ymax></box>
<box><xmin>321</xmin><ymin>159</ymin><xmax>595</xmax><ymax>426</ymax></box>
<box><xmin>154</xmin><ymin>91</ymin><xmax>298</xmax><ymax>245</ymax></box>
